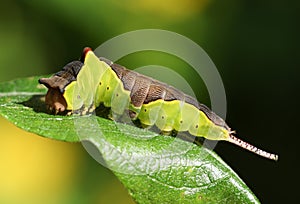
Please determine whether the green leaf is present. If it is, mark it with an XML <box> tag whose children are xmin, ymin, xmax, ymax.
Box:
<box><xmin>0</xmin><ymin>76</ymin><xmax>260</xmax><ymax>204</ymax></box>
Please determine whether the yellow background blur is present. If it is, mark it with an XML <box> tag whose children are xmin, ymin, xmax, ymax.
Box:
<box><xmin>0</xmin><ymin>117</ymin><xmax>134</xmax><ymax>204</ymax></box>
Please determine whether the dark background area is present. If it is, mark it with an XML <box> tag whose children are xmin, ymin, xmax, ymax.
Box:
<box><xmin>0</xmin><ymin>0</ymin><xmax>298</xmax><ymax>203</ymax></box>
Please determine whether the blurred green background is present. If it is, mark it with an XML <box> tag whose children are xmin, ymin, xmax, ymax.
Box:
<box><xmin>0</xmin><ymin>0</ymin><xmax>298</xmax><ymax>203</ymax></box>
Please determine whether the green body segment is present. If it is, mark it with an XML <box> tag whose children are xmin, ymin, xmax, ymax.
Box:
<box><xmin>63</xmin><ymin>51</ymin><xmax>229</xmax><ymax>141</ymax></box>
<box><xmin>139</xmin><ymin>100</ymin><xmax>228</xmax><ymax>140</ymax></box>
<box><xmin>64</xmin><ymin>52</ymin><xmax>108</xmax><ymax>110</ymax></box>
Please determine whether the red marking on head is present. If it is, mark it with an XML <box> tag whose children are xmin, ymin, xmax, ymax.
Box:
<box><xmin>80</xmin><ymin>47</ymin><xmax>93</xmax><ymax>62</ymax></box>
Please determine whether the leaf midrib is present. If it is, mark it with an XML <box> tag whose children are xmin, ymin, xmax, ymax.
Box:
<box><xmin>0</xmin><ymin>92</ymin><xmax>45</xmax><ymax>97</ymax></box>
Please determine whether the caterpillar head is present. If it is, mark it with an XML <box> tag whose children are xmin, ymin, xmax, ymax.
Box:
<box><xmin>39</xmin><ymin>76</ymin><xmax>69</xmax><ymax>114</ymax></box>
<box><xmin>39</xmin><ymin>60</ymin><xmax>84</xmax><ymax>114</ymax></box>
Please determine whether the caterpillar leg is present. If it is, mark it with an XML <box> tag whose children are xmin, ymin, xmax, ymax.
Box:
<box><xmin>160</xmin><ymin>130</ymin><xmax>172</xmax><ymax>136</ymax></box>
<box><xmin>128</xmin><ymin>110</ymin><xmax>137</xmax><ymax>120</ymax></box>
<box><xmin>160</xmin><ymin>129</ymin><xmax>178</xmax><ymax>137</ymax></box>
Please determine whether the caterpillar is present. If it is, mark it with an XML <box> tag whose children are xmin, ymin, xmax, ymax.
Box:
<box><xmin>39</xmin><ymin>47</ymin><xmax>278</xmax><ymax>161</ymax></box>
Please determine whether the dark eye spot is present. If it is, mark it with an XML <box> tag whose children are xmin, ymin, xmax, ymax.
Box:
<box><xmin>99</xmin><ymin>82</ymin><xmax>102</xmax><ymax>85</ymax></box>
<box><xmin>144</xmin><ymin>109</ymin><xmax>147</xmax><ymax>112</ymax></box>
<box><xmin>116</xmin><ymin>93</ymin><xmax>119</xmax><ymax>97</ymax></box>
<box><xmin>161</xmin><ymin>116</ymin><xmax>164</xmax><ymax>119</ymax></box>
<box><xmin>106</xmin><ymin>86</ymin><xmax>109</xmax><ymax>90</ymax></box>
<box><xmin>195</xmin><ymin>125</ymin><xmax>198</xmax><ymax>128</ymax></box>
<box><xmin>180</xmin><ymin>120</ymin><xmax>183</xmax><ymax>124</ymax></box>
